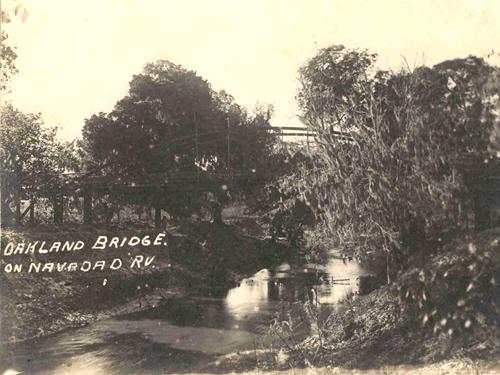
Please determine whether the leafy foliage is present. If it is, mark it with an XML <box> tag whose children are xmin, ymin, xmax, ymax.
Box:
<box><xmin>297</xmin><ymin>45</ymin><xmax>377</xmax><ymax>131</ymax></box>
<box><xmin>0</xmin><ymin>105</ymin><xmax>78</xmax><ymax>224</ymax></box>
<box><xmin>80</xmin><ymin>60</ymin><xmax>276</xmax><ymax>219</ymax></box>
<box><xmin>285</xmin><ymin>45</ymin><xmax>500</xmax><ymax>280</ymax></box>
<box><xmin>0</xmin><ymin>11</ymin><xmax>18</xmax><ymax>92</ymax></box>
<box><xmin>397</xmin><ymin>230</ymin><xmax>499</xmax><ymax>336</ymax></box>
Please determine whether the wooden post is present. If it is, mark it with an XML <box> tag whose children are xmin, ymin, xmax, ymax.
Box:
<box><xmin>212</xmin><ymin>199</ymin><xmax>223</xmax><ymax>226</ymax></box>
<box><xmin>29</xmin><ymin>199</ymin><xmax>35</xmax><ymax>224</ymax></box>
<box><xmin>53</xmin><ymin>191</ymin><xmax>63</xmax><ymax>225</ymax></box>
<box><xmin>83</xmin><ymin>187</ymin><xmax>93</xmax><ymax>224</ymax></box>
<box><xmin>20</xmin><ymin>200</ymin><xmax>34</xmax><ymax>223</ymax></box>
<box><xmin>15</xmin><ymin>192</ymin><xmax>21</xmax><ymax>225</ymax></box>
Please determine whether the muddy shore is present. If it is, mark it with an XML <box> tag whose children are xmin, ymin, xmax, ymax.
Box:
<box><xmin>0</xmin><ymin>222</ymin><xmax>289</xmax><ymax>346</ymax></box>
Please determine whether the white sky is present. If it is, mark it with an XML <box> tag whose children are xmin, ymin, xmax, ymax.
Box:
<box><xmin>2</xmin><ymin>0</ymin><xmax>499</xmax><ymax>140</ymax></box>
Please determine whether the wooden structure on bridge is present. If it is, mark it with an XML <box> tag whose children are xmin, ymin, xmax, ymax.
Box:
<box><xmin>17</xmin><ymin>166</ymin><xmax>272</xmax><ymax>227</ymax></box>
<box><xmin>14</xmin><ymin>125</ymin><xmax>326</xmax><ymax>227</ymax></box>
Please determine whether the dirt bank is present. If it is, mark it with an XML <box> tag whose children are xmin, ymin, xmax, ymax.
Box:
<box><xmin>0</xmin><ymin>222</ymin><xmax>289</xmax><ymax>346</ymax></box>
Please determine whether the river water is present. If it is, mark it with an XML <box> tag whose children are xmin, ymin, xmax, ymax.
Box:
<box><xmin>1</xmin><ymin>256</ymin><xmax>374</xmax><ymax>374</ymax></box>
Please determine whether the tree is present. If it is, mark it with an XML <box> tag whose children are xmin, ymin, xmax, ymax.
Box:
<box><xmin>0</xmin><ymin>105</ymin><xmax>76</xmax><ymax>225</ymax></box>
<box><xmin>80</xmin><ymin>60</ymin><xmax>277</xmax><ymax>221</ymax></box>
<box><xmin>0</xmin><ymin>10</ymin><xmax>79</xmax><ymax>226</ymax></box>
<box><xmin>289</xmin><ymin>45</ymin><xmax>500</xmax><ymax>282</ymax></box>
<box><xmin>0</xmin><ymin>10</ymin><xmax>18</xmax><ymax>92</ymax></box>
<box><xmin>297</xmin><ymin>45</ymin><xmax>377</xmax><ymax>132</ymax></box>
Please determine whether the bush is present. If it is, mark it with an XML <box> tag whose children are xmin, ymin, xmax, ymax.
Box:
<box><xmin>396</xmin><ymin>228</ymin><xmax>500</xmax><ymax>337</ymax></box>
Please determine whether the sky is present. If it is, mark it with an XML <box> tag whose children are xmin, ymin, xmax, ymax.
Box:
<box><xmin>2</xmin><ymin>0</ymin><xmax>499</xmax><ymax>140</ymax></box>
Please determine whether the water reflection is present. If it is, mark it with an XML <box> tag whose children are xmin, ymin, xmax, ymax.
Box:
<box><xmin>2</xmin><ymin>257</ymin><xmax>375</xmax><ymax>374</ymax></box>
<box><xmin>224</xmin><ymin>269</ymin><xmax>270</xmax><ymax>319</ymax></box>
<box><xmin>224</xmin><ymin>258</ymin><xmax>374</xmax><ymax>317</ymax></box>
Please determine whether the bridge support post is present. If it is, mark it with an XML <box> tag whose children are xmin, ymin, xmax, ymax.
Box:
<box><xmin>14</xmin><ymin>200</ymin><xmax>21</xmax><ymax>225</ymax></box>
<box><xmin>83</xmin><ymin>187</ymin><xmax>93</xmax><ymax>224</ymax></box>
<box><xmin>29</xmin><ymin>199</ymin><xmax>35</xmax><ymax>224</ymax></box>
<box><xmin>53</xmin><ymin>190</ymin><xmax>63</xmax><ymax>225</ymax></box>
<box><xmin>19</xmin><ymin>199</ymin><xmax>35</xmax><ymax>225</ymax></box>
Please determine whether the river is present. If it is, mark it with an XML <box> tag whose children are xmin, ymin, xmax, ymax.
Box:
<box><xmin>1</xmin><ymin>255</ymin><xmax>375</xmax><ymax>374</ymax></box>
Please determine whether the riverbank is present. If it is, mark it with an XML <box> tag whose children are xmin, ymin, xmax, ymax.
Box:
<box><xmin>0</xmin><ymin>221</ymin><xmax>289</xmax><ymax>346</ymax></box>
<box><xmin>1</xmin><ymin>224</ymin><xmax>497</xmax><ymax>374</ymax></box>
<box><xmin>204</xmin><ymin>227</ymin><xmax>500</xmax><ymax>373</ymax></box>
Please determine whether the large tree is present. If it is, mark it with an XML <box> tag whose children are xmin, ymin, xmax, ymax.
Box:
<box><xmin>81</xmin><ymin>60</ymin><xmax>276</xmax><ymax>220</ymax></box>
<box><xmin>287</xmin><ymin>45</ymin><xmax>500</xmax><ymax>281</ymax></box>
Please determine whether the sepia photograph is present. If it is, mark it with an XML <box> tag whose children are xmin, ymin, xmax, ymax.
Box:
<box><xmin>0</xmin><ymin>1</ymin><xmax>499</xmax><ymax>374</ymax></box>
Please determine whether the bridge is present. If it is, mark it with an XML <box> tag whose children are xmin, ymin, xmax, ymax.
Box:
<box><xmin>17</xmin><ymin>168</ymin><xmax>267</xmax><ymax>227</ymax></box>
<box><xmin>14</xmin><ymin>124</ymin><xmax>498</xmax><ymax>228</ymax></box>
<box><xmin>14</xmin><ymin>125</ymin><xmax>333</xmax><ymax>227</ymax></box>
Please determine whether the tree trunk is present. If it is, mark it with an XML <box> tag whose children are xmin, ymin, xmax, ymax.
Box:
<box><xmin>1</xmin><ymin>193</ymin><xmax>14</xmax><ymax>227</ymax></box>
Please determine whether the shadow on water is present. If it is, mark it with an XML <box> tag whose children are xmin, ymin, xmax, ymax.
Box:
<box><xmin>1</xmin><ymin>252</ymin><xmax>381</xmax><ymax>374</ymax></box>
